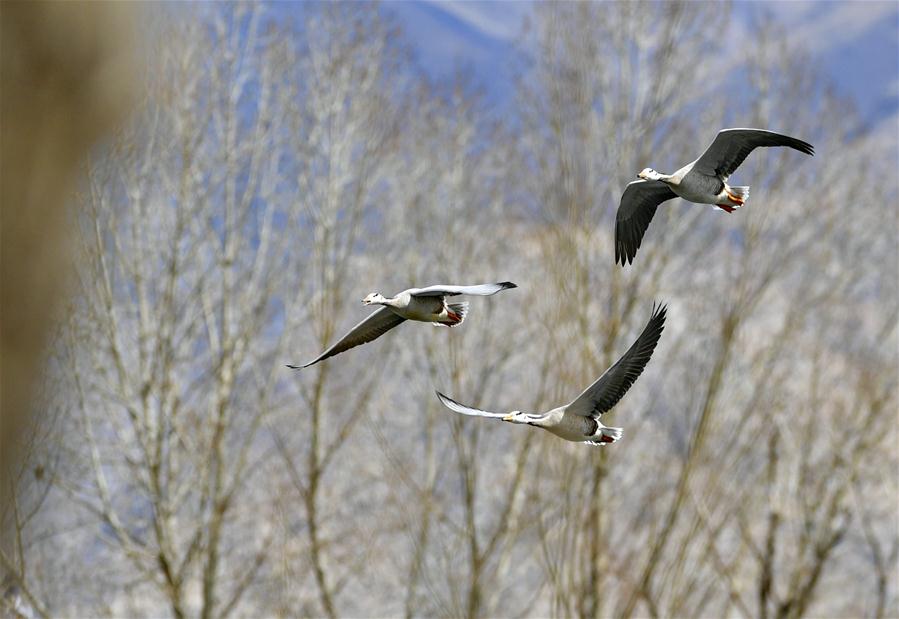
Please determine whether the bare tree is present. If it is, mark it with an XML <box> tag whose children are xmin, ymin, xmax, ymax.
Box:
<box><xmin>270</xmin><ymin>5</ymin><xmax>409</xmax><ymax>617</ymax></box>
<box><xmin>515</xmin><ymin>3</ymin><xmax>728</xmax><ymax>616</ymax></box>
<box><xmin>44</xmin><ymin>5</ymin><xmax>299</xmax><ymax>616</ymax></box>
<box><xmin>0</xmin><ymin>1</ymin><xmax>137</xmax><ymax>568</ymax></box>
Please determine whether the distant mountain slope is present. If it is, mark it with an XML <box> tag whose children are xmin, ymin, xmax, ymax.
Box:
<box><xmin>385</xmin><ymin>0</ymin><xmax>898</xmax><ymax>124</ymax></box>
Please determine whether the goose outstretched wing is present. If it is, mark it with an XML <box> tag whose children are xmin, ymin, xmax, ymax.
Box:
<box><xmin>410</xmin><ymin>282</ymin><xmax>517</xmax><ymax>297</ymax></box>
<box><xmin>615</xmin><ymin>180</ymin><xmax>678</xmax><ymax>266</ymax></box>
<box><xmin>566</xmin><ymin>304</ymin><xmax>667</xmax><ymax>418</ymax></box>
<box><xmin>287</xmin><ymin>307</ymin><xmax>406</xmax><ymax>369</ymax></box>
<box><xmin>435</xmin><ymin>391</ymin><xmax>507</xmax><ymax>418</ymax></box>
<box><xmin>691</xmin><ymin>128</ymin><xmax>814</xmax><ymax>180</ymax></box>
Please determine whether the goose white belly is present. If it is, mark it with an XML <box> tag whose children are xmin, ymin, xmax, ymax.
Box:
<box><xmin>540</xmin><ymin>409</ymin><xmax>596</xmax><ymax>442</ymax></box>
<box><xmin>394</xmin><ymin>295</ymin><xmax>446</xmax><ymax>322</ymax></box>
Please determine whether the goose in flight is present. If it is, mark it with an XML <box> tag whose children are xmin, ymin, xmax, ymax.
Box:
<box><xmin>288</xmin><ymin>282</ymin><xmax>517</xmax><ymax>369</ymax></box>
<box><xmin>435</xmin><ymin>303</ymin><xmax>666</xmax><ymax>446</ymax></box>
<box><xmin>615</xmin><ymin>128</ymin><xmax>814</xmax><ymax>265</ymax></box>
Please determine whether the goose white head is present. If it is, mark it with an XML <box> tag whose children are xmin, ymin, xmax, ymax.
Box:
<box><xmin>362</xmin><ymin>292</ymin><xmax>387</xmax><ymax>305</ymax></box>
<box><xmin>638</xmin><ymin>167</ymin><xmax>663</xmax><ymax>181</ymax></box>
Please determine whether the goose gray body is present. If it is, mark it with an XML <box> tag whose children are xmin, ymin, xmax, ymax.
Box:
<box><xmin>288</xmin><ymin>281</ymin><xmax>517</xmax><ymax>369</ymax></box>
<box><xmin>436</xmin><ymin>303</ymin><xmax>667</xmax><ymax>446</ymax></box>
<box><xmin>615</xmin><ymin>128</ymin><xmax>814</xmax><ymax>265</ymax></box>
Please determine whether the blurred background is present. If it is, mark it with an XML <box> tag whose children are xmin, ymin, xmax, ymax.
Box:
<box><xmin>1</xmin><ymin>1</ymin><xmax>896</xmax><ymax>617</ymax></box>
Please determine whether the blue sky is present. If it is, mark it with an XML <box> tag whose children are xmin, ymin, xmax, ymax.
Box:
<box><xmin>380</xmin><ymin>0</ymin><xmax>898</xmax><ymax>129</ymax></box>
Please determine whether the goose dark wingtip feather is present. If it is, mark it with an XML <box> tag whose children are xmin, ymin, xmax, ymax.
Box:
<box><xmin>286</xmin><ymin>360</ymin><xmax>316</xmax><ymax>370</ymax></box>
<box><xmin>645</xmin><ymin>303</ymin><xmax>667</xmax><ymax>337</ymax></box>
<box><xmin>650</xmin><ymin>301</ymin><xmax>668</xmax><ymax>320</ymax></box>
<box><xmin>779</xmin><ymin>135</ymin><xmax>814</xmax><ymax>156</ymax></box>
<box><xmin>615</xmin><ymin>221</ymin><xmax>636</xmax><ymax>266</ymax></box>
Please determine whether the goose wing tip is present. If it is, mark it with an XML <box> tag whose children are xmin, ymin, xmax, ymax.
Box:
<box><xmin>287</xmin><ymin>359</ymin><xmax>318</xmax><ymax>370</ymax></box>
<box><xmin>651</xmin><ymin>301</ymin><xmax>668</xmax><ymax>320</ymax></box>
<box><xmin>435</xmin><ymin>390</ymin><xmax>452</xmax><ymax>402</ymax></box>
<box><xmin>615</xmin><ymin>246</ymin><xmax>635</xmax><ymax>266</ymax></box>
<box><xmin>790</xmin><ymin>137</ymin><xmax>814</xmax><ymax>156</ymax></box>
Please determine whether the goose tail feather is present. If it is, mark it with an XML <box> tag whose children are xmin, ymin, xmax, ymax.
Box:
<box><xmin>433</xmin><ymin>302</ymin><xmax>469</xmax><ymax>327</ymax></box>
<box><xmin>586</xmin><ymin>425</ymin><xmax>623</xmax><ymax>446</ymax></box>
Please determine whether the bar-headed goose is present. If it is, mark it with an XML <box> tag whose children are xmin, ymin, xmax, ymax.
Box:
<box><xmin>615</xmin><ymin>128</ymin><xmax>814</xmax><ymax>265</ymax></box>
<box><xmin>288</xmin><ymin>282</ymin><xmax>517</xmax><ymax>369</ymax></box>
<box><xmin>436</xmin><ymin>303</ymin><xmax>666</xmax><ymax>446</ymax></box>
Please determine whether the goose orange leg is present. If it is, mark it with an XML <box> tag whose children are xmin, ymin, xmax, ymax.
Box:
<box><xmin>724</xmin><ymin>188</ymin><xmax>744</xmax><ymax>205</ymax></box>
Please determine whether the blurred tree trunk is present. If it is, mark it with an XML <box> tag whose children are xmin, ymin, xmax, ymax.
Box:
<box><xmin>0</xmin><ymin>0</ymin><xmax>136</xmax><ymax>551</ymax></box>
